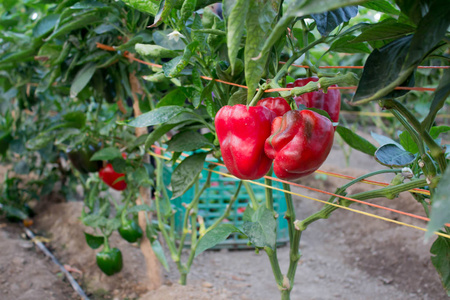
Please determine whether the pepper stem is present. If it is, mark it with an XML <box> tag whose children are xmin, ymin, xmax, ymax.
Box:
<box><xmin>103</xmin><ymin>235</ymin><xmax>110</xmax><ymax>252</ymax></box>
<box><xmin>248</xmin><ymin>83</ymin><xmax>268</xmax><ymax>107</ymax></box>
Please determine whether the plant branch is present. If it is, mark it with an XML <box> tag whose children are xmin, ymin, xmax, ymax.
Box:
<box><xmin>283</xmin><ymin>183</ymin><xmax>301</xmax><ymax>292</ymax></box>
<box><xmin>272</xmin><ymin>36</ymin><xmax>327</xmax><ymax>84</ymax></box>
<box><xmin>297</xmin><ymin>169</ymin><xmax>421</xmax><ymax>231</ymax></box>
<box><xmin>384</xmin><ymin>99</ymin><xmax>447</xmax><ymax>172</ymax></box>
<box><xmin>243</xmin><ymin>181</ymin><xmax>260</xmax><ymax>209</ymax></box>
<box><xmin>203</xmin><ymin>181</ymin><xmax>243</xmax><ymax>235</ymax></box>
<box><xmin>265</xmin><ymin>168</ymin><xmax>274</xmax><ymax>211</ymax></box>
<box><xmin>176</xmin><ymin>171</ymin><xmax>212</xmax><ymax>261</ymax></box>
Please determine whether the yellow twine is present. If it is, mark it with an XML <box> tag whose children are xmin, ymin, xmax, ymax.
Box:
<box><xmin>314</xmin><ymin>170</ymin><xmax>430</xmax><ymax>196</ymax></box>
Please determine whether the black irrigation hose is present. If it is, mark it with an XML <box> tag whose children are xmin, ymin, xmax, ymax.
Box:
<box><xmin>23</xmin><ymin>227</ymin><xmax>90</xmax><ymax>300</ymax></box>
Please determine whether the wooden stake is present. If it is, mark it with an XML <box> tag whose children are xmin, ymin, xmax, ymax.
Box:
<box><xmin>129</xmin><ymin>71</ymin><xmax>163</xmax><ymax>289</ymax></box>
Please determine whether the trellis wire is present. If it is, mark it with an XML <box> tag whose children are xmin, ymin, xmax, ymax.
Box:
<box><xmin>96</xmin><ymin>42</ymin><xmax>449</xmax><ymax>93</ymax></box>
<box><xmin>150</xmin><ymin>149</ymin><xmax>450</xmax><ymax>240</ymax></box>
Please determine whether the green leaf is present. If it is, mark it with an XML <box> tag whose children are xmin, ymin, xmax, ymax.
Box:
<box><xmin>0</xmin><ymin>131</ymin><xmax>12</xmax><ymax>156</ymax></box>
<box><xmin>170</xmin><ymin>152</ymin><xmax>207</xmax><ymax>199</ymax></box>
<box><xmin>162</xmin><ymin>41</ymin><xmax>198</xmax><ymax>78</ymax></box>
<box><xmin>405</xmin><ymin>0</ymin><xmax>450</xmax><ymax>67</ymax></box>
<box><xmin>257</xmin><ymin>0</ymin><xmax>368</xmax><ymax>67</ymax></box>
<box><xmin>179</xmin><ymin>86</ymin><xmax>201</xmax><ymax>107</ymax></box>
<box><xmin>195</xmin><ymin>224</ymin><xmax>242</xmax><ymax>257</ymax></box>
<box><xmin>352</xmin><ymin>35</ymin><xmax>415</xmax><ymax>104</ymax></box>
<box><xmin>399</xmin><ymin>131</ymin><xmax>419</xmax><ymax>154</ymax></box>
<box><xmin>70</xmin><ymin>62</ymin><xmax>96</xmax><ymax>98</ymax></box>
<box><xmin>105</xmin><ymin>218</ymin><xmax>122</xmax><ymax>233</ymax></box>
<box><xmin>13</xmin><ymin>161</ymin><xmax>29</xmax><ymax>175</ymax></box>
<box><xmin>90</xmin><ymin>147</ymin><xmax>122</xmax><ymax>161</ymax></box>
<box><xmin>151</xmin><ymin>0</ymin><xmax>174</xmax><ymax>27</ymax></box>
<box><xmin>427</xmin><ymin>165</ymin><xmax>450</xmax><ymax>238</ymax></box>
<box><xmin>132</xmin><ymin>168</ymin><xmax>153</xmax><ymax>187</ymax></box>
<box><xmin>430</xmin><ymin>236</ymin><xmax>450</xmax><ymax>295</ymax></box>
<box><xmin>84</xmin><ymin>232</ymin><xmax>104</xmax><ymax>250</ymax></box>
<box><xmin>82</xmin><ymin>214</ymin><xmax>108</xmax><ymax>228</ymax></box>
<box><xmin>422</xmin><ymin>69</ymin><xmax>450</xmax><ymax>130</ymax></box>
<box><xmin>191</xmin><ymin>13</ymin><xmax>206</xmax><ymax>45</ymax></box>
<box><xmin>244</xmin><ymin>0</ymin><xmax>279</xmax><ymax>102</ymax></box>
<box><xmin>179</xmin><ymin>0</ymin><xmax>197</xmax><ymax>26</ymax></box>
<box><xmin>2</xmin><ymin>0</ymin><xmax>15</xmax><ymax>11</ymax></box>
<box><xmin>121</xmin><ymin>0</ymin><xmax>159</xmax><ymax>16</ymax></box>
<box><xmin>143</xmin><ymin>72</ymin><xmax>167</xmax><ymax>83</ymax></box>
<box><xmin>354</xmin><ymin>0</ymin><xmax>450</xmax><ymax>105</ymax></box>
<box><xmin>374</xmin><ymin>143</ymin><xmax>416</xmax><ymax>167</ymax></box>
<box><xmin>115</xmin><ymin>35</ymin><xmax>147</xmax><ymax>52</ymax></box>
<box><xmin>201</xmin><ymin>81</ymin><xmax>218</xmax><ymax>118</ymax></box>
<box><xmin>111</xmin><ymin>158</ymin><xmax>127</xmax><ymax>173</ymax></box>
<box><xmin>87</xmin><ymin>182</ymin><xmax>99</xmax><ymax>210</ymax></box>
<box><xmin>371</xmin><ymin>132</ymin><xmax>403</xmax><ymax>148</ymax></box>
<box><xmin>63</xmin><ymin>111</ymin><xmax>86</xmax><ymax>129</ymax></box>
<box><xmin>36</xmin><ymin>44</ymin><xmax>62</xmax><ymax>66</ymax></box>
<box><xmin>336</xmin><ymin>126</ymin><xmax>377</xmax><ymax>156</ymax></box>
<box><xmin>33</xmin><ymin>14</ymin><xmax>60</xmax><ymax>38</ymax></box>
<box><xmin>126</xmin><ymin>106</ymin><xmax>190</xmax><ymax>127</ymax></box>
<box><xmin>145</xmin><ymin>124</ymin><xmax>178</xmax><ymax>150</ymax></box>
<box><xmin>430</xmin><ymin>126</ymin><xmax>450</xmax><ymax>140</ymax></box>
<box><xmin>1</xmin><ymin>205</ymin><xmax>28</xmax><ymax>221</ymax></box>
<box><xmin>45</xmin><ymin>11</ymin><xmax>102</xmax><ymax>41</ymax></box>
<box><xmin>361</xmin><ymin>1</ymin><xmax>400</xmax><ymax>14</ymax></box>
<box><xmin>152</xmin><ymin>239</ymin><xmax>170</xmax><ymax>271</ymax></box>
<box><xmin>166</xmin><ymin>131</ymin><xmax>213</xmax><ymax>152</ymax></box>
<box><xmin>156</xmin><ymin>89</ymin><xmax>186</xmax><ymax>108</ymax></box>
<box><xmin>191</xmin><ymin>68</ymin><xmax>203</xmax><ymax>91</ymax></box>
<box><xmin>200</xmin><ymin>80</ymin><xmax>217</xmax><ymax>112</ymax></box>
<box><xmin>351</xmin><ymin>19</ymin><xmax>415</xmax><ymax>43</ymax></box>
<box><xmin>228</xmin><ymin>89</ymin><xmax>247</xmax><ymax>106</ymax></box>
<box><xmin>329</xmin><ymin>35</ymin><xmax>371</xmax><ymax>54</ymax></box>
<box><xmin>242</xmin><ymin>205</ymin><xmax>277</xmax><ymax>250</ymax></box>
<box><xmin>226</xmin><ymin>0</ymin><xmax>249</xmax><ymax>75</ymax></box>
<box><xmin>26</xmin><ymin>131</ymin><xmax>58</xmax><ymax>151</ymax></box>
<box><xmin>127</xmin><ymin>204</ymin><xmax>152</xmax><ymax>214</ymax></box>
<box><xmin>135</xmin><ymin>44</ymin><xmax>178</xmax><ymax>59</ymax></box>
<box><xmin>162</xmin><ymin>56</ymin><xmax>182</xmax><ymax>78</ymax></box>
<box><xmin>311</xmin><ymin>6</ymin><xmax>358</xmax><ymax>36</ymax></box>
<box><xmin>395</xmin><ymin>0</ymin><xmax>429</xmax><ymax>25</ymax></box>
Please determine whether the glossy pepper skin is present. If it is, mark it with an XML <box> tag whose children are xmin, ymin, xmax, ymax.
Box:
<box><xmin>256</xmin><ymin>97</ymin><xmax>291</xmax><ymax>117</ymax></box>
<box><xmin>118</xmin><ymin>219</ymin><xmax>143</xmax><ymax>243</ymax></box>
<box><xmin>99</xmin><ymin>164</ymin><xmax>127</xmax><ymax>191</ymax></box>
<box><xmin>264</xmin><ymin>110</ymin><xmax>334</xmax><ymax>180</ymax></box>
<box><xmin>215</xmin><ymin>104</ymin><xmax>276</xmax><ymax>180</ymax></box>
<box><xmin>96</xmin><ymin>247</ymin><xmax>123</xmax><ymax>276</ymax></box>
<box><xmin>287</xmin><ymin>77</ymin><xmax>341</xmax><ymax>123</ymax></box>
<box><xmin>67</xmin><ymin>144</ymin><xmax>102</xmax><ymax>173</ymax></box>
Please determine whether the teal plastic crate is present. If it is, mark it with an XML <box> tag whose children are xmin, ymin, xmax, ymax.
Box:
<box><xmin>172</xmin><ymin>168</ymin><xmax>289</xmax><ymax>249</ymax></box>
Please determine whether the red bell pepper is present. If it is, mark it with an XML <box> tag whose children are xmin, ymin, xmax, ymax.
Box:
<box><xmin>99</xmin><ymin>153</ymin><xmax>127</xmax><ymax>191</ymax></box>
<box><xmin>264</xmin><ymin>110</ymin><xmax>334</xmax><ymax>180</ymax></box>
<box><xmin>256</xmin><ymin>97</ymin><xmax>291</xmax><ymax>117</ymax></box>
<box><xmin>215</xmin><ymin>104</ymin><xmax>276</xmax><ymax>180</ymax></box>
<box><xmin>287</xmin><ymin>77</ymin><xmax>341</xmax><ymax>123</ymax></box>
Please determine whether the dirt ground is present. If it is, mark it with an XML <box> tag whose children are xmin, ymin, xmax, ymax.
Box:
<box><xmin>0</xmin><ymin>139</ymin><xmax>448</xmax><ymax>300</ymax></box>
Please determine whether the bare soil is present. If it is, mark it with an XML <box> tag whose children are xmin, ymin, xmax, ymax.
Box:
<box><xmin>0</xmin><ymin>140</ymin><xmax>447</xmax><ymax>299</ymax></box>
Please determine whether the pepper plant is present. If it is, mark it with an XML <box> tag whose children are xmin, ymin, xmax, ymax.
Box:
<box><xmin>122</xmin><ymin>0</ymin><xmax>450</xmax><ymax>298</ymax></box>
<box><xmin>0</xmin><ymin>0</ymin><xmax>171</xmax><ymax>278</ymax></box>
<box><xmin>1</xmin><ymin>0</ymin><xmax>449</xmax><ymax>298</ymax></box>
